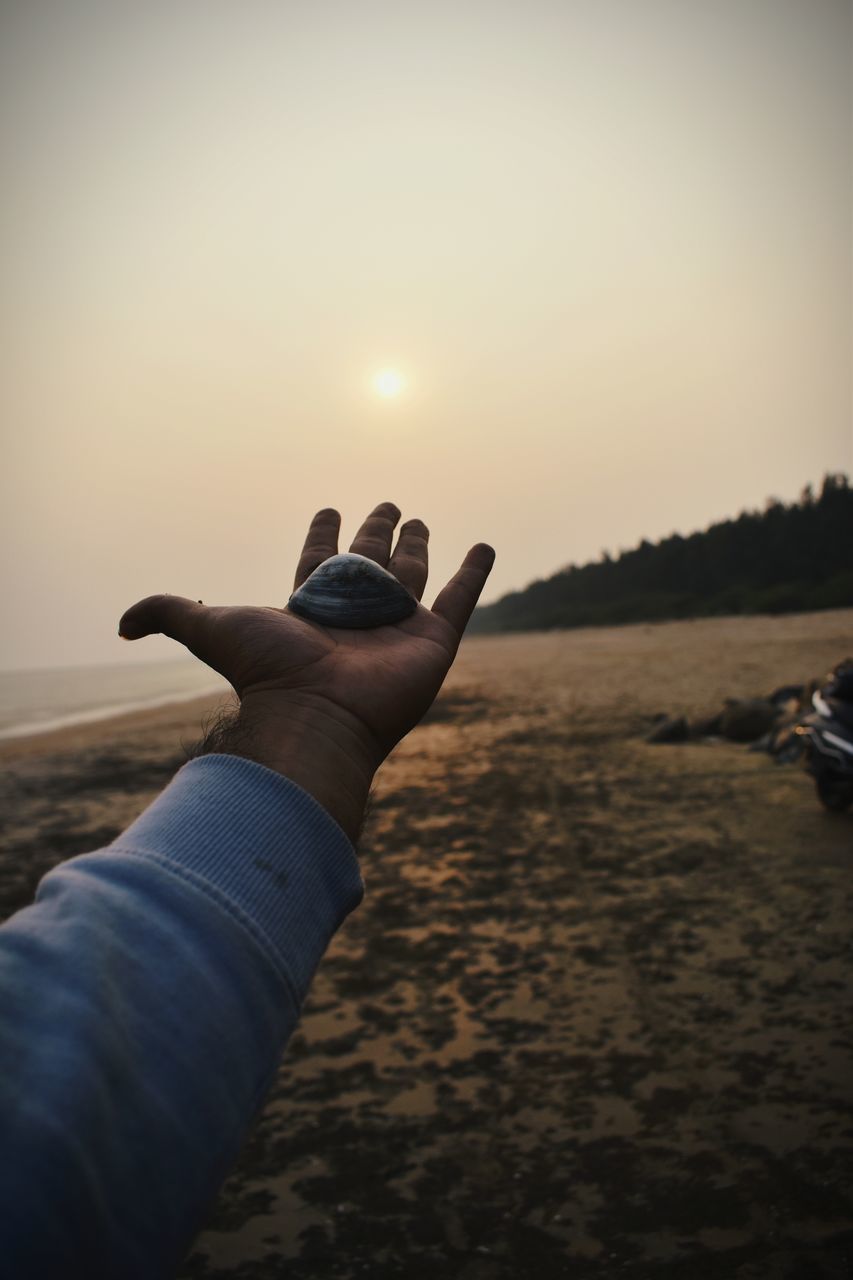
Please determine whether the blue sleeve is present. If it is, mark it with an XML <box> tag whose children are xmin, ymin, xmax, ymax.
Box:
<box><xmin>0</xmin><ymin>755</ymin><xmax>364</xmax><ymax>1279</ymax></box>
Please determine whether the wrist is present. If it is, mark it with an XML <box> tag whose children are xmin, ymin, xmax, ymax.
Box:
<box><xmin>195</xmin><ymin>692</ymin><xmax>379</xmax><ymax>844</ymax></box>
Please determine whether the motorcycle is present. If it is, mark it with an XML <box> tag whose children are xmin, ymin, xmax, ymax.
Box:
<box><xmin>796</xmin><ymin>660</ymin><xmax>853</xmax><ymax>812</ymax></box>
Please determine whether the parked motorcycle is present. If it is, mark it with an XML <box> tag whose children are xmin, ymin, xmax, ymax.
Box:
<box><xmin>796</xmin><ymin>660</ymin><xmax>853</xmax><ymax>812</ymax></box>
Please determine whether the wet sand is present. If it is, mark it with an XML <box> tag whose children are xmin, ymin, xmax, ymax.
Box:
<box><xmin>2</xmin><ymin>611</ymin><xmax>852</xmax><ymax>1279</ymax></box>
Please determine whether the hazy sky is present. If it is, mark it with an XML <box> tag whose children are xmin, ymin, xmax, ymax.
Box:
<box><xmin>1</xmin><ymin>0</ymin><xmax>850</xmax><ymax>669</ymax></box>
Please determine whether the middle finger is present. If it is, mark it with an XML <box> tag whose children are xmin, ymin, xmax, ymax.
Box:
<box><xmin>348</xmin><ymin>501</ymin><xmax>401</xmax><ymax>566</ymax></box>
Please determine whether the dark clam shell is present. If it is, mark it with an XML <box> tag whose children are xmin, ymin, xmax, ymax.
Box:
<box><xmin>288</xmin><ymin>553</ymin><xmax>418</xmax><ymax>629</ymax></box>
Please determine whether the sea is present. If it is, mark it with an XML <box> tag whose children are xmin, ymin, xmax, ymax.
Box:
<box><xmin>0</xmin><ymin>659</ymin><xmax>229</xmax><ymax>741</ymax></box>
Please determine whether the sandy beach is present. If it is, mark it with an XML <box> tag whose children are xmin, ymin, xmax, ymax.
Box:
<box><xmin>2</xmin><ymin>610</ymin><xmax>852</xmax><ymax>1279</ymax></box>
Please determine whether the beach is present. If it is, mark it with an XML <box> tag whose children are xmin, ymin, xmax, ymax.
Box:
<box><xmin>2</xmin><ymin>611</ymin><xmax>852</xmax><ymax>1278</ymax></box>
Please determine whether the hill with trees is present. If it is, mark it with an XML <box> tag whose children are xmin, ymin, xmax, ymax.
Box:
<box><xmin>470</xmin><ymin>474</ymin><xmax>852</xmax><ymax>634</ymax></box>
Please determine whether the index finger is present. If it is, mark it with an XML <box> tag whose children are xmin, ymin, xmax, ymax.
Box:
<box><xmin>430</xmin><ymin>543</ymin><xmax>496</xmax><ymax>641</ymax></box>
<box><xmin>293</xmin><ymin>508</ymin><xmax>341</xmax><ymax>590</ymax></box>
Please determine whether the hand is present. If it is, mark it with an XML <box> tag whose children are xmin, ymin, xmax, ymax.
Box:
<box><xmin>119</xmin><ymin>503</ymin><xmax>495</xmax><ymax>840</ymax></box>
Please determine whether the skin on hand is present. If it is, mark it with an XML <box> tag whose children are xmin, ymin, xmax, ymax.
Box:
<box><xmin>118</xmin><ymin>503</ymin><xmax>495</xmax><ymax>842</ymax></box>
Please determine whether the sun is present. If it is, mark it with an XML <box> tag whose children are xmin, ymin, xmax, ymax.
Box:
<box><xmin>373</xmin><ymin>368</ymin><xmax>405</xmax><ymax>399</ymax></box>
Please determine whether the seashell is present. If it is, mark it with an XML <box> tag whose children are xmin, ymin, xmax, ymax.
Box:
<box><xmin>288</xmin><ymin>553</ymin><xmax>418</xmax><ymax>629</ymax></box>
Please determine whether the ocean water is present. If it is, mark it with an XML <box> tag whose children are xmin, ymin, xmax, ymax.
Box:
<box><xmin>0</xmin><ymin>659</ymin><xmax>229</xmax><ymax>740</ymax></box>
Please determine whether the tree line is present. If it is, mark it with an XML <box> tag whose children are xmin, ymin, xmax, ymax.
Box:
<box><xmin>469</xmin><ymin>474</ymin><xmax>852</xmax><ymax>634</ymax></box>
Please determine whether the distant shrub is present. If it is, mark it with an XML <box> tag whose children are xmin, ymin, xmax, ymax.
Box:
<box><xmin>806</xmin><ymin>571</ymin><xmax>853</xmax><ymax>611</ymax></box>
<box><xmin>752</xmin><ymin>583</ymin><xmax>810</xmax><ymax>615</ymax></box>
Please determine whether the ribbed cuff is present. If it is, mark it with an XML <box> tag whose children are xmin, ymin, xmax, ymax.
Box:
<box><xmin>112</xmin><ymin>756</ymin><xmax>364</xmax><ymax>994</ymax></box>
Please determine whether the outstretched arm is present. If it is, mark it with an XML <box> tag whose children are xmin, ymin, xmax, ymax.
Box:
<box><xmin>0</xmin><ymin>505</ymin><xmax>493</xmax><ymax>1279</ymax></box>
<box><xmin>120</xmin><ymin>502</ymin><xmax>494</xmax><ymax>838</ymax></box>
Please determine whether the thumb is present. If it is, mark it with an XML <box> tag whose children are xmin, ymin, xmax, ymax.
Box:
<box><xmin>119</xmin><ymin>594</ymin><xmax>210</xmax><ymax>653</ymax></box>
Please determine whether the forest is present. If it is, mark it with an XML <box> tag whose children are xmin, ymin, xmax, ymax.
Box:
<box><xmin>469</xmin><ymin>474</ymin><xmax>852</xmax><ymax>634</ymax></box>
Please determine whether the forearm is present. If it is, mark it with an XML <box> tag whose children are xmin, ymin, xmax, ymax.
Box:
<box><xmin>0</xmin><ymin>756</ymin><xmax>363</xmax><ymax>1278</ymax></box>
<box><xmin>195</xmin><ymin>690</ymin><xmax>381</xmax><ymax>843</ymax></box>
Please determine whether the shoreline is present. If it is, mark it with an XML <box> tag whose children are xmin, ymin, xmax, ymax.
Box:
<box><xmin>0</xmin><ymin>682</ymin><xmax>228</xmax><ymax>746</ymax></box>
<box><xmin>2</xmin><ymin>606</ymin><xmax>850</xmax><ymax>764</ymax></box>
<box><xmin>0</xmin><ymin>690</ymin><xmax>232</xmax><ymax>764</ymax></box>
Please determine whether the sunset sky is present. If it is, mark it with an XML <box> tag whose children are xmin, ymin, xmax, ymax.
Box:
<box><xmin>1</xmin><ymin>0</ymin><xmax>850</xmax><ymax>669</ymax></box>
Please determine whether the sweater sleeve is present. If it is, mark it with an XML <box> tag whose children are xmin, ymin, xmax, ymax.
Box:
<box><xmin>0</xmin><ymin>754</ymin><xmax>364</xmax><ymax>1280</ymax></box>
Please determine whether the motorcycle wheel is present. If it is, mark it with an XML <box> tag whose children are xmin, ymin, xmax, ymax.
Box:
<box><xmin>815</xmin><ymin>773</ymin><xmax>853</xmax><ymax>812</ymax></box>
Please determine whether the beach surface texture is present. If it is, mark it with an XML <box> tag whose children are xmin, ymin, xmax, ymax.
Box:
<box><xmin>2</xmin><ymin>611</ymin><xmax>852</xmax><ymax>1279</ymax></box>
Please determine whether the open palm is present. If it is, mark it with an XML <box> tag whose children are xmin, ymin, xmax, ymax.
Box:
<box><xmin>119</xmin><ymin>503</ymin><xmax>495</xmax><ymax>768</ymax></box>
